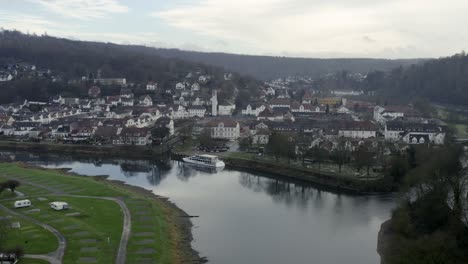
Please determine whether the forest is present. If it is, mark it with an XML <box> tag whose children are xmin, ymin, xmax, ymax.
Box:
<box><xmin>0</xmin><ymin>30</ymin><xmax>261</xmax><ymax>104</ymax></box>
<box><xmin>366</xmin><ymin>52</ymin><xmax>468</xmax><ymax>107</ymax></box>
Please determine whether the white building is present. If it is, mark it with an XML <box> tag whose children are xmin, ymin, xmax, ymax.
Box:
<box><xmin>146</xmin><ymin>82</ymin><xmax>158</xmax><ymax>91</ymax></box>
<box><xmin>191</xmin><ymin>82</ymin><xmax>201</xmax><ymax>91</ymax></box>
<box><xmin>218</xmin><ymin>104</ymin><xmax>236</xmax><ymax>116</ymax></box>
<box><xmin>242</xmin><ymin>104</ymin><xmax>266</xmax><ymax>117</ymax></box>
<box><xmin>139</xmin><ymin>95</ymin><xmax>153</xmax><ymax>107</ymax></box>
<box><xmin>385</xmin><ymin>121</ymin><xmax>446</xmax><ymax>145</ymax></box>
<box><xmin>208</xmin><ymin>119</ymin><xmax>240</xmax><ymax>140</ymax></box>
<box><xmin>331</xmin><ymin>90</ymin><xmax>364</xmax><ymax>96</ymax></box>
<box><xmin>338</xmin><ymin>121</ymin><xmax>377</xmax><ymax>139</ymax></box>
<box><xmin>175</xmin><ymin>82</ymin><xmax>185</xmax><ymax>90</ymax></box>
<box><xmin>374</xmin><ymin>106</ymin><xmax>406</xmax><ymax>123</ymax></box>
<box><xmin>187</xmin><ymin>106</ymin><xmax>206</xmax><ymax>118</ymax></box>
<box><xmin>0</xmin><ymin>73</ymin><xmax>13</xmax><ymax>82</ymax></box>
<box><xmin>172</xmin><ymin>105</ymin><xmax>189</xmax><ymax>120</ymax></box>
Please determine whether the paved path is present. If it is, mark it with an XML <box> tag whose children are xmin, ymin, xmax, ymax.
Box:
<box><xmin>0</xmin><ymin>203</ymin><xmax>65</xmax><ymax>264</ymax></box>
<box><xmin>0</xmin><ymin>179</ymin><xmax>132</xmax><ymax>264</ymax></box>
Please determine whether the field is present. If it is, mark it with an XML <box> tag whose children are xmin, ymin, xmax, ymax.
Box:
<box><xmin>0</xmin><ymin>162</ymin><xmax>186</xmax><ymax>264</ymax></box>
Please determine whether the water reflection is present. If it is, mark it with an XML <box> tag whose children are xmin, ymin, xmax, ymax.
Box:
<box><xmin>0</xmin><ymin>150</ymin><xmax>396</xmax><ymax>264</ymax></box>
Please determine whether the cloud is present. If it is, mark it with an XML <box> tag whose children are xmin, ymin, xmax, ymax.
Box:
<box><xmin>0</xmin><ymin>12</ymin><xmax>66</xmax><ymax>34</ymax></box>
<box><xmin>154</xmin><ymin>0</ymin><xmax>468</xmax><ymax>58</ymax></box>
<box><xmin>363</xmin><ymin>36</ymin><xmax>376</xmax><ymax>43</ymax></box>
<box><xmin>31</xmin><ymin>0</ymin><xmax>128</xmax><ymax>20</ymax></box>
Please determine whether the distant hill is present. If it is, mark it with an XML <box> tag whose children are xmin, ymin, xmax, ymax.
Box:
<box><xmin>150</xmin><ymin>49</ymin><xmax>425</xmax><ymax>80</ymax></box>
<box><xmin>369</xmin><ymin>52</ymin><xmax>468</xmax><ymax>107</ymax></box>
<box><xmin>0</xmin><ymin>30</ymin><xmax>261</xmax><ymax>104</ymax></box>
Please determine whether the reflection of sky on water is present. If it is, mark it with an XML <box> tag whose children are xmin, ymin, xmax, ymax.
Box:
<box><xmin>4</xmin><ymin>151</ymin><xmax>396</xmax><ymax>264</ymax></box>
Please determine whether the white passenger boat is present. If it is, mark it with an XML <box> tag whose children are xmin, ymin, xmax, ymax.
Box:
<box><xmin>182</xmin><ymin>154</ymin><xmax>225</xmax><ymax>168</ymax></box>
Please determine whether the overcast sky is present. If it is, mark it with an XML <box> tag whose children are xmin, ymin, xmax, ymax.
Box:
<box><xmin>1</xmin><ymin>0</ymin><xmax>467</xmax><ymax>58</ymax></box>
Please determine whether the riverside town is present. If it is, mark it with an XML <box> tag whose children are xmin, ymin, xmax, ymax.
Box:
<box><xmin>1</xmin><ymin>1</ymin><xmax>468</xmax><ymax>263</ymax></box>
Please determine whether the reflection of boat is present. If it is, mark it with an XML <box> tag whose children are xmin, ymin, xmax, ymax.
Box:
<box><xmin>183</xmin><ymin>163</ymin><xmax>225</xmax><ymax>173</ymax></box>
<box><xmin>182</xmin><ymin>154</ymin><xmax>225</xmax><ymax>168</ymax></box>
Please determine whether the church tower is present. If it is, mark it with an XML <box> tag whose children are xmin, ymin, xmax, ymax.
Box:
<box><xmin>211</xmin><ymin>89</ymin><xmax>218</xmax><ymax>116</ymax></box>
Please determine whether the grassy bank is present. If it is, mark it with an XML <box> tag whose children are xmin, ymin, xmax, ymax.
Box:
<box><xmin>224</xmin><ymin>154</ymin><xmax>391</xmax><ymax>193</ymax></box>
<box><xmin>0</xmin><ymin>163</ymin><xmax>201</xmax><ymax>264</ymax></box>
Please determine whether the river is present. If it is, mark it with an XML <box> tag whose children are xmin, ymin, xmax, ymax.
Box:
<box><xmin>1</xmin><ymin>151</ymin><xmax>396</xmax><ymax>264</ymax></box>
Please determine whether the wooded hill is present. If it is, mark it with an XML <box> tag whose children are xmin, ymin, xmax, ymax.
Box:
<box><xmin>152</xmin><ymin>49</ymin><xmax>423</xmax><ymax>80</ymax></box>
<box><xmin>367</xmin><ymin>52</ymin><xmax>468</xmax><ymax>107</ymax></box>
<box><xmin>0</xmin><ymin>30</ymin><xmax>261</xmax><ymax>103</ymax></box>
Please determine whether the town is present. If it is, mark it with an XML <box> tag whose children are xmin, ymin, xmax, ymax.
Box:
<box><xmin>0</xmin><ymin>62</ymin><xmax>448</xmax><ymax>166</ymax></box>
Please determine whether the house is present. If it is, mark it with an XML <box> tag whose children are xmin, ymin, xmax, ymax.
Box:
<box><xmin>191</xmin><ymin>97</ymin><xmax>206</xmax><ymax>106</ymax></box>
<box><xmin>337</xmin><ymin>106</ymin><xmax>351</xmax><ymax>114</ymax></box>
<box><xmin>318</xmin><ymin>97</ymin><xmax>342</xmax><ymax>106</ymax></box>
<box><xmin>114</xmin><ymin>127</ymin><xmax>151</xmax><ymax>146</ymax></box>
<box><xmin>302</xmin><ymin>91</ymin><xmax>315</xmax><ymax>104</ymax></box>
<box><xmin>291</xmin><ymin>103</ymin><xmax>310</xmax><ymax>113</ymax></box>
<box><xmin>175</xmin><ymin>82</ymin><xmax>185</xmax><ymax>90</ymax></box>
<box><xmin>60</xmin><ymin>97</ymin><xmax>79</xmax><ymax>106</ymax></box>
<box><xmin>187</xmin><ymin>106</ymin><xmax>206</xmax><ymax>118</ymax></box>
<box><xmin>257</xmin><ymin>107</ymin><xmax>275</xmax><ymax>121</ymax></box>
<box><xmin>120</xmin><ymin>88</ymin><xmax>134</xmax><ymax>99</ymax></box>
<box><xmin>374</xmin><ymin>105</ymin><xmax>410</xmax><ymax>123</ymax></box>
<box><xmin>138</xmin><ymin>95</ymin><xmax>153</xmax><ymax>107</ymax></box>
<box><xmin>88</xmin><ymin>86</ymin><xmax>101</xmax><ymax>98</ymax></box>
<box><xmin>218</xmin><ymin>104</ymin><xmax>236</xmax><ymax>116</ymax></box>
<box><xmin>94</xmin><ymin>126</ymin><xmax>120</xmax><ymax>143</ymax></box>
<box><xmin>174</xmin><ymin>96</ymin><xmax>189</xmax><ymax>107</ymax></box>
<box><xmin>338</xmin><ymin>121</ymin><xmax>377</xmax><ymax>139</ymax></box>
<box><xmin>191</xmin><ymin>82</ymin><xmax>201</xmax><ymax>91</ymax></box>
<box><xmin>331</xmin><ymin>90</ymin><xmax>364</xmax><ymax>96</ymax></box>
<box><xmin>52</xmin><ymin>125</ymin><xmax>71</xmax><ymax>139</ymax></box>
<box><xmin>385</xmin><ymin>120</ymin><xmax>446</xmax><ymax>145</ymax></box>
<box><xmin>198</xmin><ymin>75</ymin><xmax>210</xmax><ymax>84</ymax></box>
<box><xmin>105</xmin><ymin>109</ymin><xmax>132</xmax><ymax>119</ymax></box>
<box><xmin>252</xmin><ymin>128</ymin><xmax>271</xmax><ymax>145</ymax></box>
<box><xmin>0</xmin><ymin>73</ymin><xmax>13</xmax><ymax>82</ymax></box>
<box><xmin>241</xmin><ymin>103</ymin><xmax>266</xmax><ymax>117</ymax></box>
<box><xmin>172</xmin><ymin>105</ymin><xmax>189</xmax><ymax>120</ymax></box>
<box><xmin>0</xmin><ymin>124</ymin><xmax>14</xmax><ymax>135</ymax></box>
<box><xmin>146</xmin><ymin>82</ymin><xmax>158</xmax><ymax>91</ymax></box>
<box><xmin>121</xmin><ymin>98</ymin><xmax>134</xmax><ymax>107</ymax></box>
<box><xmin>265</xmin><ymin>87</ymin><xmax>276</xmax><ymax>96</ymax></box>
<box><xmin>208</xmin><ymin>119</ymin><xmax>240</xmax><ymax>140</ymax></box>
<box><xmin>106</xmin><ymin>96</ymin><xmax>121</xmax><ymax>106</ymax></box>
<box><xmin>269</xmin><ymin>98</ymin><xmax>291</xmax><ymax>109</ymax></box>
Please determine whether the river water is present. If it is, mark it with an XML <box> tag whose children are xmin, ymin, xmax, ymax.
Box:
<box><xmin>1</xmin><ymin>151</ymin><xmax>396</xmax><ymax>264</ymax></box>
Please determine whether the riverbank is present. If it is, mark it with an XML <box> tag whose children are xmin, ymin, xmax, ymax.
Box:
<box><xmin>0</xmin><ymin>140</ymin><xmax>172</xmax><ymax>160</ymax></box>
<box><xmin>224</xmin><ymin>157</ymin><xmax>392</xmax><ymax>194</ymax></box>
<box><xmin>0</xmin><ymin>162</ymin><xmax>205</xmax><ymax>264</ymax></box>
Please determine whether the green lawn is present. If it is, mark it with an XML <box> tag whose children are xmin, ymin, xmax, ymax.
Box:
<box><xmin>0</xmin><ymin>211</ymin><xmax>58</xmax><ymax>254</ymax></box>
<box><xmin>0</xmin><ymin>163</ymin><xmax>180</xmax><ymax>264</ymax></box>
<box><xmin>126</xmin><ymin>199</ymin><xmax>171</xmax><ymax>263</ymax></box>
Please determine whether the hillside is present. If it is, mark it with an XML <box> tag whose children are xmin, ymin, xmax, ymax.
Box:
<box><xmin>368</xmin><ymin>52</ymin><xmax>468</xmax><ymax>107</ymax></box>
<box><xmin>0</xmin><ymin>30</ymin><xmax>261</xmax><ymax>104</ymax></box>
<box><xmin>151</xmin><ymin>49</ymin><xmax>424</xmax><ymax>80</ymax></box>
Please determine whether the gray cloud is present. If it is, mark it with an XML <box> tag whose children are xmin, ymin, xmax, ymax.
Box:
<box><xmin>31</xmin><ymin>0</ymin><xmax>128</xmax><ymax>20</ymax></box>
<box><xmin>155</xmin><ymin>0</ymin><xmax>468</xmax><ymax>58</ymax></box>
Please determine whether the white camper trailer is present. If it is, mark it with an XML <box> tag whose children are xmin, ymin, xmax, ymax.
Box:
<box><xmin>49</xmin><ymin>202</ymin><xmax>69</xmax><ymax>211</ymax></box>
<box><xmin>14</xmin><ymin>199</ymin><xmax>31</xmax><ymax>208</ymax></box>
